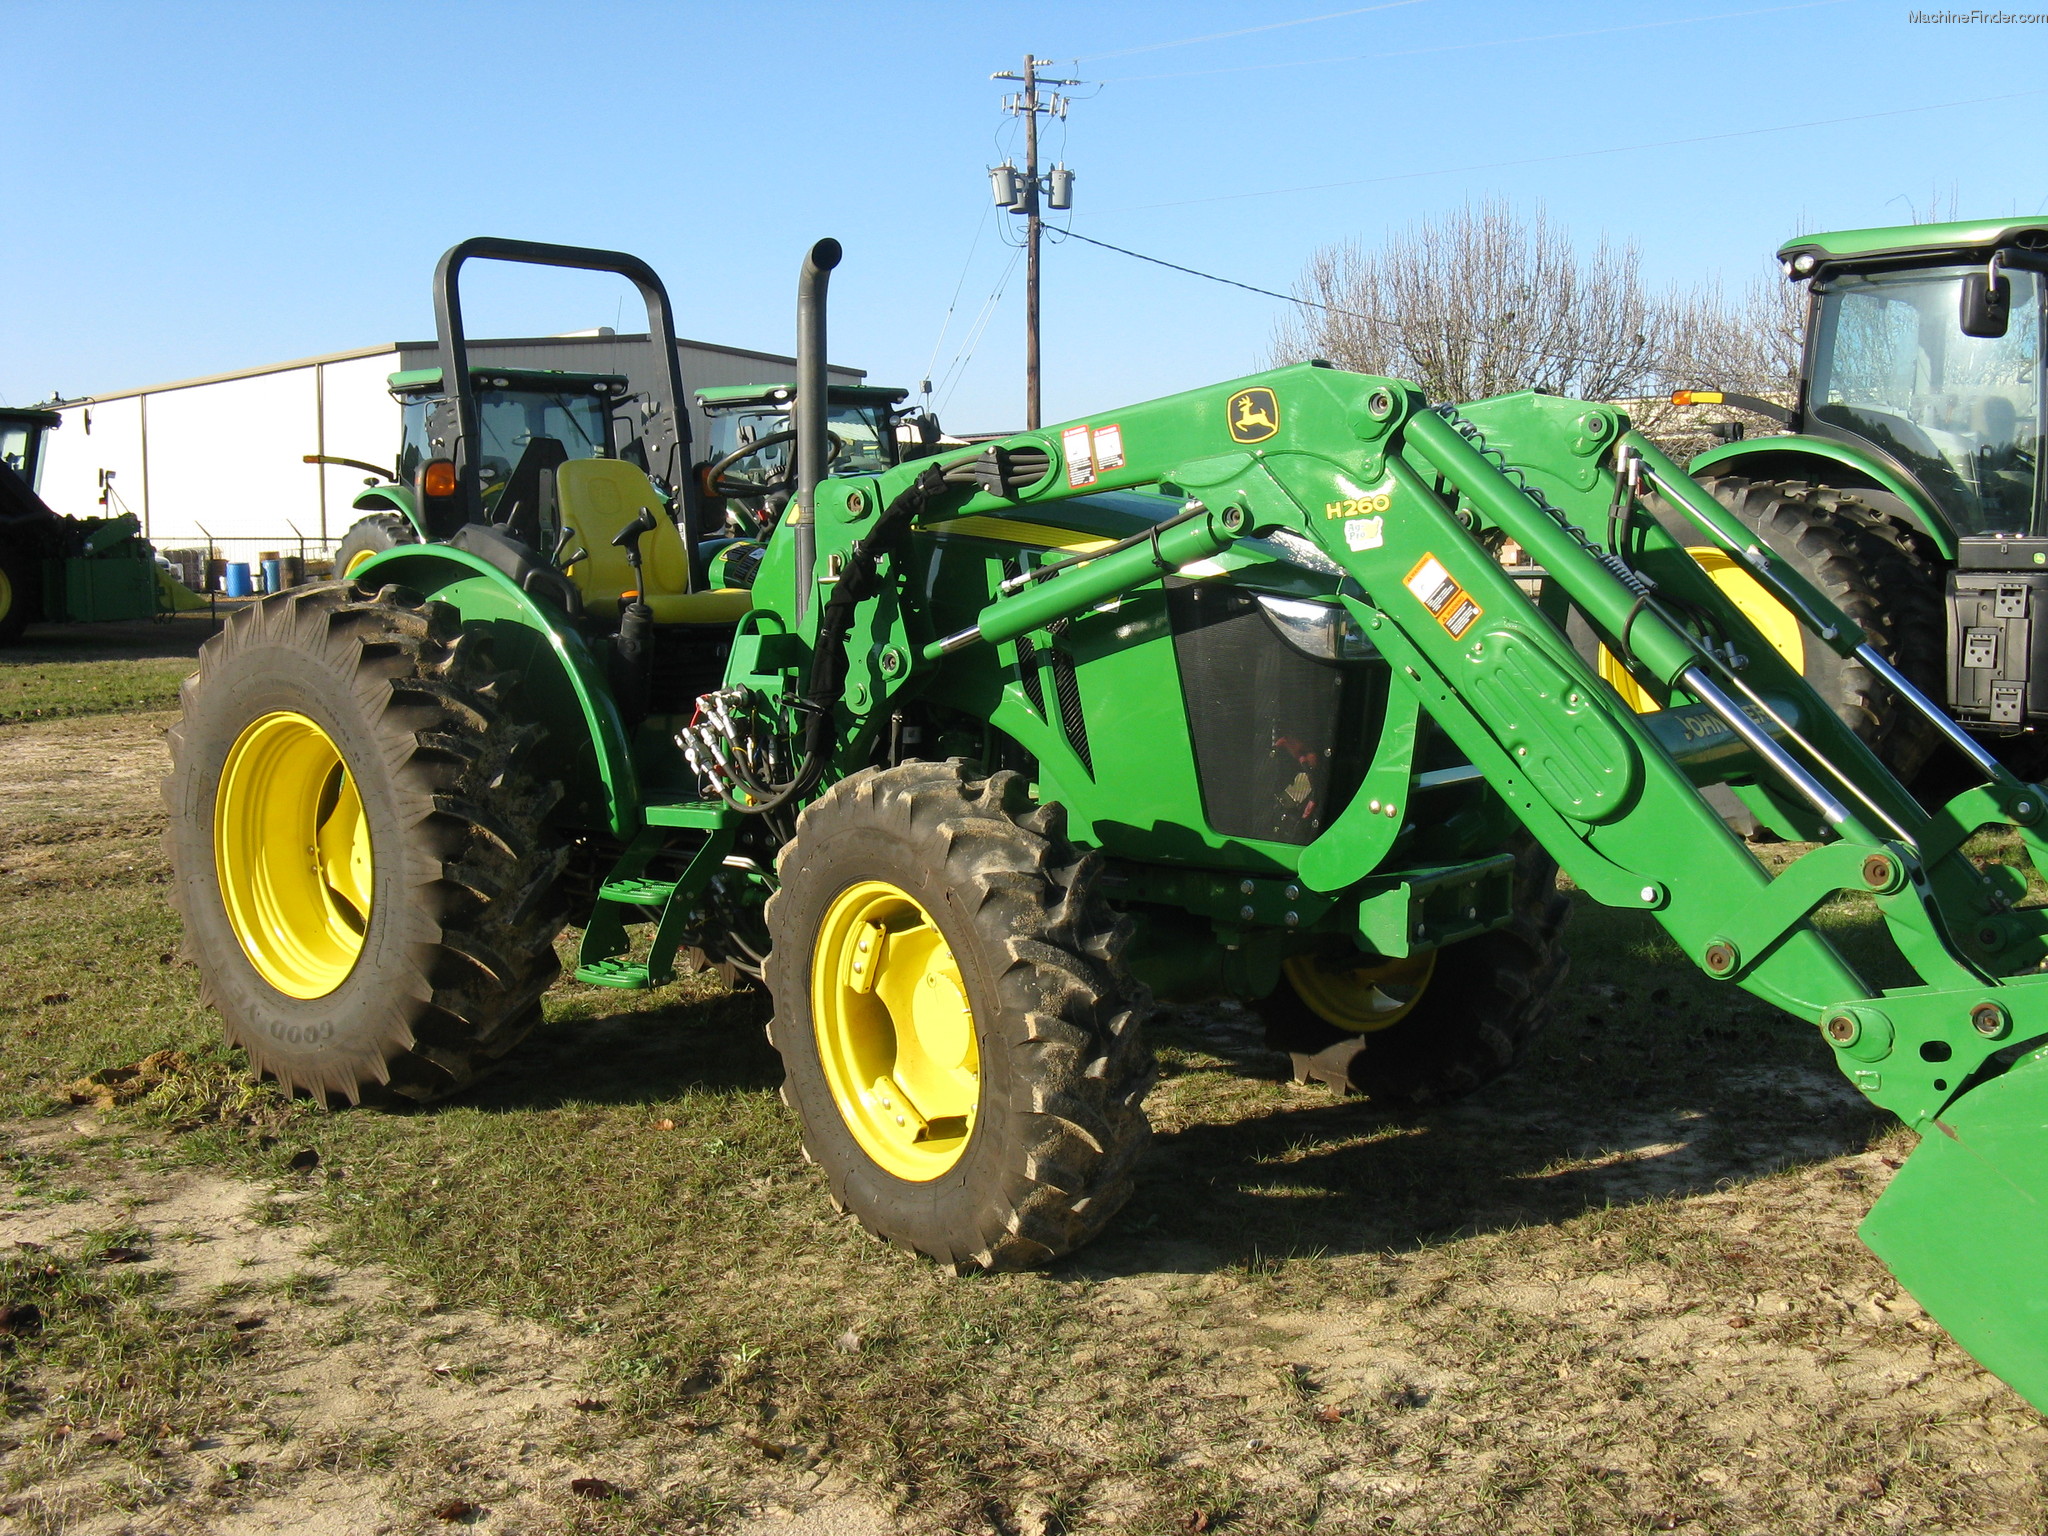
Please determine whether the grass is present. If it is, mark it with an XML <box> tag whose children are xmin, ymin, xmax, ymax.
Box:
<box><xmin>7</xmin><ymin>639</ymin><xmax>2048</xmax><ymax>1532</ymax></box>
<box><xmin>0</xmin><ymin>616</ymin><xmax>211</xmax><ymax>723</ymax></box>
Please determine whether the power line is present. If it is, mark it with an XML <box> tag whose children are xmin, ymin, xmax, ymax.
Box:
<box><xmin>1073</xmin><ymin>0</ymin><xmax>1432</xmax><ymax>63</ymax></box>
<box><xmin>936</xmin><ymin>248</ymin><xmax>1024</xmax><ymax>416</ymax></box>
<box><xmin>1054</xmin><ymin>229</ymin><xmax>1348</xmax><ymax>314</ymax></box>
<box><xmin>1089</xmin><ymin>86</ymin><xmax>2048</xmax><ymax>216</ymax></box>
<box><xmin>1053</xmin><ymin>228</ymin><xmax>1699</xmax><ymax>379</ymax></box>
<box><xmin>1100</xmin><ymin>0</ymin><xmax>1848</xmax><ymax>82</ymax></box>
<box><xmin>919</xmin><ymin>204</ymin><xmax>994</xmax><ymax>402</ymax></box>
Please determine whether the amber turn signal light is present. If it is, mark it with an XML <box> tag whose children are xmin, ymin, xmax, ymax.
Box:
<box><xmin>1670</xmin><ymin>390</ymin><xmax>1724</xmax><ymax>406</ymax></box>
<box><xmin>422</xmin><ymin>459</ymin><xmax>458</xmax><ymax>498</ymax></box>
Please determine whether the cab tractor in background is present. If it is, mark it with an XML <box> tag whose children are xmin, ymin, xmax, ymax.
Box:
<box><xmin>691</xmin><ymin>382</ymin><xmax>938</xmax><ymax>592</ymax></box>
<box><xmin>326</xmin><ymin>363</ymin><xmax>643</xmax><ymax>577</ymax></box>
<box><xmin>0</xmin><ymin>405</ymin><xmax>181</xmax><ymax>643</ymax></box>
<box><xmin>329</xmin><ymin>360</ymin><xmax>936</xmax><ymax>593</ymax></box>
<box><xmin>1673</xmin><ymin>219</ymin><xmax>2048</xmax><ymax>783</ymax></box>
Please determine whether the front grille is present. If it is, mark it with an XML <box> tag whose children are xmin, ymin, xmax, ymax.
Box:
<box><xmin>1165</xmin><ymin>580</ymin><xmax>1377</xmax><ymax>845</ymax></box>
<box><xmin>1049</xmin><ymin>644</ymin><xmax>1093</xmax><ymax>776</ymax></box>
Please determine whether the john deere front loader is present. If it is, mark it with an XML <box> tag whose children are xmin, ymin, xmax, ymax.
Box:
<box><xmin>1673</xmin><ymin>218</ymin><xmax>2048</xmax><ymax>781</ymax></box>
<box><xmin>169</xmin><ymin>237</ymin><xmax>2048</xmax><ymax>1411</ymax></box>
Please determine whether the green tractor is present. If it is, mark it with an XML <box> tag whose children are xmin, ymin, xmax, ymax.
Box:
<box><xmin>170</xmin><ymin>236</ymin><xmax>2048</xmax><ymax>1409</ymax></box>
<box><xmin>0</xmin><ymin>405</ymin><xmax>176</xmax><ymax>644</ymax></box>
<box><xmin>327</xmin><ymin>355</ymin><xmax>932</xmax><ymax>603</ymax></box>
<box><xmin>1674</xmin><ymin>218</ymin><xmax>2048</xmax><ymax>781</ymax></box>
<box><xmin>696</xmin><ymin>380</ymin><xmax>932</xmax><ymax>492</ymax></box>
<box><xmin>325</xmin><ymin>362</ymin><xmax>642</xmax><ymax>578</ymax></box>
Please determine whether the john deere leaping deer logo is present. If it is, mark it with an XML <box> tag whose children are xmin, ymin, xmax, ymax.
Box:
<box><xmin>1227</xmin><ymin>387</ymin><xmax>1280</xmax><ymax>444</ymax></box>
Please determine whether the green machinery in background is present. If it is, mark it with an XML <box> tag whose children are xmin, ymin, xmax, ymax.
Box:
<box><xmin>326</xmin><ymin>352</ymin><xmax>934</xmax><ymax>586</ymax></box>
<box><xmin>0</xmin><ymin>406</ymin><xmax>174</xmax><ymax>643</ymax></box>
<box><xmin>1673</xmin><ymin>218</ymin><xmax>2048</xmax><ymax>784</ymax></box>
<box><xmin>167</xmin><ymin>236</ymin><xmax>2048</xmax><ymax>1414</ymax></box>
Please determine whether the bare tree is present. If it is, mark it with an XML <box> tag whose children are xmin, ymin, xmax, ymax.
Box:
<box><xmin>1270</xmin><ymin>200</ymin><xmax>1805</xmax><ymax>443</ymax></box>
<box><xmin>1272</xmin><ymin>200</ymin><xmax>1663</xmax><ymax>405</ymax></box>
<box><xmin>1661</xmin><ymin>273</ymin><xmax>1805</xmax><ymax>402</ymax></box>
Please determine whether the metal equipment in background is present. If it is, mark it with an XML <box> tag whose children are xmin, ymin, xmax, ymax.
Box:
<box><xmin>0</xmin><ymin>406</ymin><xmax>183</xmax><ymax>642</ymax></box>
<box><xmin>167</xmin><ymin>235</ymin><xmax>2048</xmax><ymax>1417</ymax></box>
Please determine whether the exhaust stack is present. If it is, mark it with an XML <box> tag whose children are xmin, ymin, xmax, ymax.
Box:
<box><xmin>793</xmin><ymin>238</ymin><xmax>842</xmax><ymax>624</ymax></box>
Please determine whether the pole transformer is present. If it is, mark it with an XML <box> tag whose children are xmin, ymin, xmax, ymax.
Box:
<box><xmin>991</xmin><ymin>55</ymin><xmax>1077</xmax><ymax>431</ymax></box>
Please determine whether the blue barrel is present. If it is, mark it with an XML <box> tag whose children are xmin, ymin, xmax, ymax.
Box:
<box><xmin>262</xmin><ymin>558</ymin><xmax>283</xmax><ymax>593</ymax></box>
<box><xmin>224</xmin><ymin>562</ymin><xmax>252</xmax><ymax>597</ymax></box>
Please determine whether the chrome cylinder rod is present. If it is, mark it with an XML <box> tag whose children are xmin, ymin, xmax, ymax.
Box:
<box><xmin>1855</xmin><ymin>642</ymin><xmax>2010</xmax><ymax>783</ymax></box>
<box><xmin>1682</xmin><ymin>666</ymin><xmax>1852</xmax><ymax>829</ymax></box>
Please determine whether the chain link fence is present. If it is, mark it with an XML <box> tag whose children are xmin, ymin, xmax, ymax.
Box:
<box><xmin>155</xmin><ymin>535</ymin><xmax>343</xmax><ymax>596</ymax></box>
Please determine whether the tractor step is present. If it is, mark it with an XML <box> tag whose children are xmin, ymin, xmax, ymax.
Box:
<box><xmin>573</xmin><ymin>815</ymin><xmax>739</xmax><ymax>993</ymax></box>
<box><xmin>644</xmin><ymin>801</ymin><xmax>729</xmax><ymax>829</ymax></box>
<box><xmin>599</xmin><ymin>877</ymin><xmax>677</xmax><ymax>905</ymax></box>
<box><xmin>574</xmin><ymin>957</ymin><xmax>653</xmax><ymax>990</ymax></box>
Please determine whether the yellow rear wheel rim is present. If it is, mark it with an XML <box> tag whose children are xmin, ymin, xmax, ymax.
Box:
<box><xmin>1285</xmin><ymin>949</ymin><xmax>1438</xmax><ymax>1033</ymax></box>
<box><xmin>343</xmin><ymin>546</ymin><xmax>380</xmax><ymax>578</ymax></box>
<box><xmin>1599</xmin><ymin>546</ymin><xmax>1806</xmax><ymax>712</ymax></box>
<box><xmin>812</xmin><ymin>880</ymin><xmax>979</xmax><ymax>1181</ymax></box>
<box><xmin>0</xmin><ymin>565</ymin><xmax>12</xmax><ymax>622</ymax></box>
<box><xmin>214</xmin><ymin>712</ymin><xmax>373</xmax><ymax>999</ymax></box>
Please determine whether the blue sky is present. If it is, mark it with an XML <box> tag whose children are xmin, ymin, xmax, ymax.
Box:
<box><xmin>3</xmin><ymin>1</ymin><xmax>2041</xmax><ymax>434</ymax></box>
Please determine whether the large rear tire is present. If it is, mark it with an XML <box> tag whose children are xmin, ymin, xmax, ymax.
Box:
<box><xmin>764</xmin><ymin>761</ymin><xmax>1153</xmax><ymax>1271</ymax></box>
<box><xmin>1254</xmin><ymin>840</ymin><xmax>1570</xmax><ymax>1106</ymax></box>
<box><xmin>164</xmin><ymin>581</ymin><xmax>569</xmax><ymax>1102</ymax></box>
<box><xmin>0</xmin><ymin>540</ymin><xmax>35</xmax><ymax>645</ymax></box>
<box><xmin>1693</xmin><ymin>476</ymin><xmax>1944</xmax><ymax>782</ymax></box>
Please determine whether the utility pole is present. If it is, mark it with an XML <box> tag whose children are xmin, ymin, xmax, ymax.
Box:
<box><xmin>991</xmin><ymin>55</ymin><xmax>1077</xmax><ymax>429</ymax></box>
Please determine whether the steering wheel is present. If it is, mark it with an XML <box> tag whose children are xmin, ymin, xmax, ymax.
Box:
<box><xmin>702</xmin><ymin>428</ymin><xmax>844</xmax><ymax>499</ymax></box>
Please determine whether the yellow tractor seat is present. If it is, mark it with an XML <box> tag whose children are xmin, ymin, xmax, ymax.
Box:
<box><xmin>555</xmin><ymin>459</ymin><xmax>753</xmax><ymax>623</ymax></box>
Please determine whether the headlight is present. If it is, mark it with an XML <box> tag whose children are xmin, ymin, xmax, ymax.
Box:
<box><xmin>1256</xmin><ymin>594</ymin><xmax>1379</xmax><ymax>662</ymax></box>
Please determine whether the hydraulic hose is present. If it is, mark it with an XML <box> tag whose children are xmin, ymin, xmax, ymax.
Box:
<box><xmin>728</xmin><ymin>464</ymin><xmax>948</xmax><ymax>815</ymax></box>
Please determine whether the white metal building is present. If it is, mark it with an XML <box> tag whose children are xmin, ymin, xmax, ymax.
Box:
<box><xmin>38</xmin><ymin>333</ymin><xmax>865</xmax><ymax>548</ymax></box>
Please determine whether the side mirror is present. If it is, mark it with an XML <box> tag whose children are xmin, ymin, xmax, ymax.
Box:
<box><xmin>1962</xmin><ymin>265</ymin><xmax>2012</xmax><ymax>339</ymax></box>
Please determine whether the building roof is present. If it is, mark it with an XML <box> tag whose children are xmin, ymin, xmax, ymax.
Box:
<box><xmin>57</xmin><ymin>333</ymin><xmax>863</xmax><ymax>406</ymax></box>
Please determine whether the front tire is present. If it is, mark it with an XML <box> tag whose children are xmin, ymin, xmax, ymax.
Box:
<box><xmin>1255</xmin><ymin>840</ymin><xmax>1570</xmax><ymax>1106</ymax></box>
<box><xmin>764</xmin><ymin>761</ymin><xmax>1153</xmax><ymax>1271</ymax></box>
<box><xmin>333</xmin><ymin>513</ymin><xmax>419</xmax><ymax>581</ymax></box>
<box><xmin>164</xmin><ymin>581</ymin><xmax>570</xmax><ymax>1101</ymax></box>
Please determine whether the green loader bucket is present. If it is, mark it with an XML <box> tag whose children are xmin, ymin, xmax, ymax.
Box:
<box><xmin>1862</xmin><ymin>1048</ymin><xmax>2048</xmax><ymax>1410</ymax></box>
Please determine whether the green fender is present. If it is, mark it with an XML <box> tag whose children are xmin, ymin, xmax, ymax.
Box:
<box><xmin>1687</xmin><ymin>435</ymin><xmax>1955</xmax><ymax>559</ymax></box>
<box><xmin>349</xmin><ymin>543</ymin><xmax>641</xmax><ymax>837</ymax></box>
<box><xmin>349</xmin><ymin>482</ymin><xmax>427</xmax><ymax>538</ymax></box>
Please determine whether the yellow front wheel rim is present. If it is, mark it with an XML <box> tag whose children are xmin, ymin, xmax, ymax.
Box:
<box><xmin>813</xmin><ymin>880</ymin><xmax>979</xmax><ymax>1181</ymax></box>
<box><xmin>0</xmin><ymin>564</ymin><xmax>12</xmax><ymax>622</ymax></box>
<box><xmin>1285</xmin><ymin>949</ymin><xmax>1438</xmax><ymax>1033</ymax></box>
<box><xmin>214</xmin><ymin>712</ymin><xmax>373</xmax><ymax>999</ymax></box>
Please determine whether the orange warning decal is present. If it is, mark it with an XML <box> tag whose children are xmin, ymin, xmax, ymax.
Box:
<box><xmin>1403</xmin><ymin>553</ymin><xmax>1483</xmax><ymax>639</ymax></box>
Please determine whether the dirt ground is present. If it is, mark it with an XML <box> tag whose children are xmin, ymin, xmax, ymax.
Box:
<box><xmin>6</xmin><ymin>712</ymin><xmax>2048</xmax><ymax>1535</ymax></box>
<box><xmin>3</xmin><ymin>1112</ymin><xmax>895</xmax><ymax>1536</ymax></box>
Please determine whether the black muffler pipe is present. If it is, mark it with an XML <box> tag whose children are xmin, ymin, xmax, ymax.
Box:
<box><xmin>793</xmin><ymin>238</ymin><xmax>842</xmax><ymax>625</ymax></box>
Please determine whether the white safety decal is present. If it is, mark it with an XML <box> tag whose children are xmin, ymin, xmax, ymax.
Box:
<box><xmin>1092</xmin><ymin>422</ymin><xmax>1125</xmax><ymax>472</ymax></box>
<box><xmin>1063</xmin><ymin>425</ymin><xmax>1096</xmax><ymax>487</ymax></box>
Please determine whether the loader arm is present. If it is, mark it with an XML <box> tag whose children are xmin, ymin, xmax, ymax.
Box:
<box><xmin>777</xmin><ymin>363</ymin><xmax>2048</xmax><ymax>1406</ymax></box>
